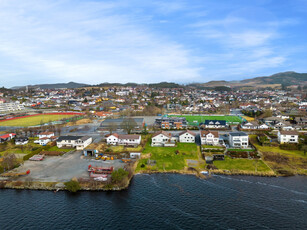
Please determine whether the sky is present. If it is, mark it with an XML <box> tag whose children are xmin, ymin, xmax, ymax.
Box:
<box><xmin>0</xmin><ymin>0</ymin><xmax>306</xmax><ymax>87</ymax></box>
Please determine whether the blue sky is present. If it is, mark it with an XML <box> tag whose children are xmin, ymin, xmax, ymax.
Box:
<box><xmin>0</xmin><ymin>0</ymin><xmax>306</xmax><ymax>87</ymax></box>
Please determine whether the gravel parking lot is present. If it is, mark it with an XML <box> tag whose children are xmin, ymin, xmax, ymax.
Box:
<box><xmin>13</xmin><ymin>151</ymin><xmax>126</xmax><ymax>182</ymax></box>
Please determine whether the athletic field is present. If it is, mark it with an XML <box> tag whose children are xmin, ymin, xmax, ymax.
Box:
<box><xmin>169</xmin><ymin>115</ymin><xmax>242</xmax><ymax>125</ymax></box>
<box><xmin>0</xmin><ymin>113</ymin><xmax>81</xmax><ymax>127</ymax></box>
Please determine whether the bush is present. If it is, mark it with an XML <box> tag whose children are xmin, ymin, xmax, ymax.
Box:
<box><xmin>64</xmin><ymin>180</ymin><xmax>81</xmax><ymax>192</ymax></box>
<box><xmin>280</xmin><ymin>143</ymin><xmax>299</xmax><ymax>150</ymax></box>
<box><xmin>111</xmin><ymin>168</ymin><xmax>129</xmax><ymax>184</ymax></box>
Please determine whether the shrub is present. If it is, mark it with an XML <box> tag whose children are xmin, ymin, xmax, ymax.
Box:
<box><xmin>111</xmin><ymin>168</ymin><xmax>129</xmax><ymax>184</ymax></box>
<box><xmin>280</xmin><ymin>143</ymin><xmax>299</xmax><ymax>150</ymax></box>
<box><xmin>64</xmin><ymin>180</ymin><xmax>81</xmax><ymax>192</ymax></box>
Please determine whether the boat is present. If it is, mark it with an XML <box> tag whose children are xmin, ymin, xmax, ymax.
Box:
<box><xmin>200</xmin><ymin>170</ymin><xmax>209</xmax><ymax>175</ymax></box>
<box><xmin>94</xmin><ymin>177</ymin><xmax>108</xmax><ymax>182</ymax></box>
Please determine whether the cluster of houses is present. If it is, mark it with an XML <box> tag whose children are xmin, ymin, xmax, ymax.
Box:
<box><xmin>150</xmin><ymin>130</ymin><xmax>250</xmax><ymax>148</ymax></box>
<box><xmin>239</xmin><ymin>115</ymin><xmax>307</xmax><ymax>131</ymax></box>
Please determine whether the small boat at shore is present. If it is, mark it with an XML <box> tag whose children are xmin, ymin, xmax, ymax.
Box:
<box><xmin>200</xmin><ymin>171</ymin><xmax>209</xmax><ymax>175</ymax></box>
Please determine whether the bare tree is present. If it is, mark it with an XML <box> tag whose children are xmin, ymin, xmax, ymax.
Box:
<box><xmin>108</xmin><ymin>122</ymin><xmax>117</xmax><ymax>134</ymax></box>
<box><xmin>120</xmin><ymin>118</ymin><xmax>137</xmax><ymax>134</ymax></box>
<box><xmin>1</xmin><ymin>153</ymin><xmax>18</xmax><ymax>171</ymax></box>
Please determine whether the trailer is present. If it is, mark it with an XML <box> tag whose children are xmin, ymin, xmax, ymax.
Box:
<box><xmin>88</xmin><ymin>165</ymin><xmax>113</xmax><ymax>174</ymax></box>
<box><xmin>90</xmin><ymin>172</ymin><xmax>108</xmax><ymax>178</ymax></box>
<box><xmin>29</xmin><ymin>155</ymin><xmax>44</xmax><ymax>161</ymax></box>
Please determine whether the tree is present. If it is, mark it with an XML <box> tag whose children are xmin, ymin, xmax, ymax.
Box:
<box><xmin>64</xmin><ymin>180</ymin><xmax>81</xmax><ymax>192</ymax></box>
<box><xmin>108</xmin><ymin>122</ymin><xmax>117</xmax><ymax>134</ymax></box>
<box><xmin>120</xmin><ymin>118</ymin><xmax>137</xmax><ymax>134</ymax></box>
<box><xmin>1</xmin><ymin>153</ymin><xmax>18</xmax><ymax>171</ymax></box>
<box><xmin>262</xmin><ymin>109</ymin><xmax>272</xmax><ymax>118</ymax></box>
<box><xmin>111</xmin><ymin>168</ymin><xmax>128</xmax><ymax>184</ymax></box>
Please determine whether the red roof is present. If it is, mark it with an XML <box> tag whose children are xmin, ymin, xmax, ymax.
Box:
<box><xmin>0</xmin><ymin>133</ymin><xmax>16</xmax><ymax>139</ymax></box>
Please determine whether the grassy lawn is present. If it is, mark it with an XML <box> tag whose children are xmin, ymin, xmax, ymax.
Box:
<box><xmin>202</xmin><ymin>145</ymin><xmax>224</xmax><ymax>149</ymax></box>
<box><xmin>228</xmin><ymin>148</ymin><xmax>254</xmax><ymax>152</ymax></box>
<box><xmin>136</xmin><ymin>142</ymin><xmax>199</xmax><ymax>172</ymax></box>
<box><xmin>169</xmin><ymin>115</ymin><xmax>242</xmax><ymax>125</ymax></box>
<box><xmin>214</xmin><ymin>156</ymin><xmax>272</xmax><ymax>172</ymax></box>
<box><xmin>0</xmin><ymin>114</ymin><xmax>75</xmax><ymax>127</ymax></box>
<box><xmin>250</xmin><ymin>135</ymin><xmax>306</xmax><ymax>158</ymax></box>
<box><xmin>0</xmin><ymin>141</ymin><xmax>41</xmax><ymax>156</ymax></box>
<box><xmin>249</xmin><ymin>135</ymin><xmax>307</xmax><ymax>175</ymax></box>
<box><xmin>108</xmin><ymin>145</ymin><xmax>143</xmax><ymax>153</ymax></box>
<box><xmin>48</xmin><ymin>146</ymin><xmax>72</xmax><ymax>152</ymax></box>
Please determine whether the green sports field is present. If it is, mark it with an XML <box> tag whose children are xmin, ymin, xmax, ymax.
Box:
<box><xmin>0</xmin><ymin>114</ymin><xmax>76</xmax><ymax>127</ymax></box>
<box><xmin>169</xmin><ymin>115</ymin><xmax>242</xmax><ymax>125</ymax></box>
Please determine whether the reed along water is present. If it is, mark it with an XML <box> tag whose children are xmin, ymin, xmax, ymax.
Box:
<box><xmin>0</xmin><ymin>174</ymin><xmax>306</xmax><ymax>229</ymax></box>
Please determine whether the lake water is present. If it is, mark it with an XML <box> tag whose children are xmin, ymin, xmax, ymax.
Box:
<box><xmin>0</xmin><ymin>174</ymin><xmax>306</xmax><ymax>229</ymax></box>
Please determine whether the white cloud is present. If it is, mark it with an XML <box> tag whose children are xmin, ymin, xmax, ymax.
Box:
<box><xmin>0</xmin><ymin>0</ymin><xmax>201</xmax><ymax>87</ymax></box>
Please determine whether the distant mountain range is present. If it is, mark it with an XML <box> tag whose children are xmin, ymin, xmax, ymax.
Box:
<box><xmin>189</xmin><ymin>71</ymin><xmax>307</xmax><ymax>88</ymax></box>
<box><xmin>11</xmin><ymin>71</ymin><xmax>307</xmax><ymax>89</ymax></box>
<box><xmin>12</xmin><ymin>82</ymin><xmax>89</xmax><ymax>89</ymax></box>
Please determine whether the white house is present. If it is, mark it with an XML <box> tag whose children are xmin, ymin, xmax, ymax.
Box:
<box><xmin>200</xmin><ymin>130</ymin><xmax>219</xmax><ymax>146</ymax></box>
<box><xmin>106</xmin><ymin>133</ymin><xmax>141</xmax><ymax>146</ymax></box>
<box><xmin>15</xmin><ymin>137</ymin><xmax>29</xmax><ymax>145</ymax></box>
<box><xmin>241</xmin><ymin>121</ymin><xmax>259</xmax><ymax>130</ymax></box>
<box><xmin>34</xmin><ymin>132</ymin><xmax>57</xmax><ymax>146</ymax></box>
<box><xmin>277</xmin><ymin>130</ymin><xmax>299</xmax><ymax>144</ymax></box>
<box><xmin>56</xmin><ymin>136</ymin><xmax>92</xmax><ymax>150</ymax></box>
<box><xmin>229</xmin><ymin>132</ymin><xmax>249</xmax><ymax>148</ymax></box>
<box><xmin>151</xmin><ymin>131</ymin><xmax>173</xmax><ymax>147</ymax></box>
<box><xmin>179</xmin><ymin>130</ymin><xmax>196</xmax><ymax>143</ymax></box>
<box><xmin>38</xmin><ymin>132</ymin><xmax>55</xmax><ymax>139</ymax></box>
<box><xmin>258</xmin><ymin>123</ymin><xmax>269</xmax><ymax>129</ymax></box>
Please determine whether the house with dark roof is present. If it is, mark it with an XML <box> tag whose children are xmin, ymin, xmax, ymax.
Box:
<box><xmin>229</xmin><ymin>132</ymin><xmax>249</xmax><ymax>148</ymax></box>
<box><xmin>56</xmin><ymin>136</ymin><xmax>92</xmax><ymax>150</ymax></box>
<box><xmin>201</xmin><ymin>120</ymin><xmax>227</xmax><ymax>129</ymax></box>
<box><xmin>100</xmin><ymin>117</ymin><xmax>144</xmax><ymax>133</ymax></box>
<box><xmin>15</xmin><ymin>137</ymin><xmax>29</xmax><ymax>145</ymax></box>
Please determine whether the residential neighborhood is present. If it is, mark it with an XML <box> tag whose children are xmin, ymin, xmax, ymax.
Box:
<box><xmin>0</xmin><ymin>80</ymin><xmax>306</xmax><ymax>191</ymax></box>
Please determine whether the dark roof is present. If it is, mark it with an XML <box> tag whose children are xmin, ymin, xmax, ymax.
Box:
<box><xmin>204</xmin><ymin>120</ymin><xmax>226</xmax><ymax>125</ymax></box>
<box><xmin>57</xmin><ymin>136</ymin><xmax>83</xmax><ymax>142</ymax></box>
<box><xmin>279</xmin><ymin>130</ymin><xmax>299</xmax><ymax>135</ymax></box>
<box><xmin>15</xmin><ymin>137</ymin><xmax>28</xmax><ymax>141</ymax></box>
<box><xmin>229</xmin><ymin>132</ymin><xmax>248</xmax><ymax>137</ymax></box>
<box><xmin>100</xmin><ymin>117</ymin><xmax>144</xmax><ymax>128</ymax></box>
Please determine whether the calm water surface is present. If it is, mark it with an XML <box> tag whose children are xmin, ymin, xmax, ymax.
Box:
<box><xmin>0</xmin><ymin>174</ymin><xmax>306</xmax><ymax>230</ymax></box>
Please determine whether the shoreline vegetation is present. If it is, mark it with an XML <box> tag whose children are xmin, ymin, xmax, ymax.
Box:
<box><xmin>0</xmin><ymin>167</ymin><xmax>281</xmax><ymax>192</ymax></box>
<box><xmin>1</xmin><ymin>134</ymin><xmax>306</xmax><ymax>192</ymax></box>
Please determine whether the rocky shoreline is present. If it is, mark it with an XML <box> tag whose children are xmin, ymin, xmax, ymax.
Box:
<box><xmin>3</xmin><ymin>168</ymin><xmax>305</xmax><ymax>192</ymax></box>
